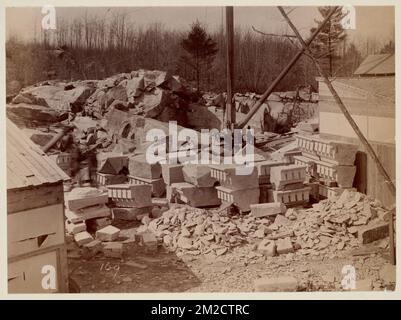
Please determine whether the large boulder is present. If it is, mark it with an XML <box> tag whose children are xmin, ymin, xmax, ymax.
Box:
<box><xmin>126</xmin><ymin>76</ymin><xmax>145</xmax><ymax>103</ymax></box>
<box><xmin>137</xmin><ymin>88</ymin><xmax>171</xmax><ymax>118</ymax></box>
<box><xmin>12</xmin><ymin>84</ymin><xmax>95</xmax><ymax>113</ymax></box>
<box><xmin>97</xmin><ymin>73</ymin><xmax>130</xmax><ymax>89</ymax></box>
<box><xmin>103</xmin><ymin>106</ymin><xmax>130</xmax><ymax>136</ymax></box>
<box><xmin>6</xmin><ymin>103</ymin><xmax>60</xmax><ymax>127</ymax></box>
<box><xmin>104</xmin><ymin>81</ymin><xmax>128</xmax><ymax>108</ymax></box>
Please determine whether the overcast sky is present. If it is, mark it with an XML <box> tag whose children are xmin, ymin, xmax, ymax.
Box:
<box><xmin>6</xmin><ymin>6</ymin><xmax>394</xmax><ymax>45</ymax></box>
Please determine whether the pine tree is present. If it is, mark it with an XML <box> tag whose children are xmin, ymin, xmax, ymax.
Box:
<box><xmin>310</xmin><ymin>6</ymin><xmax>347</xmax><ymax>77</ymax></box>
<box><xmin>181</xmin><ymin>21</ymin><xmax>218</xmax><ymax>92</ymax></box>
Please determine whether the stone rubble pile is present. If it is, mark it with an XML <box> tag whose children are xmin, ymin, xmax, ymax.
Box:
<box><xmin>289</xmin><ymin>189</ymin><xmax>390</xmax><ymax>257</ymax></box>
<box><xmin>8</xmin><ymin>70</ymin><xmax>194</xmax><ymax>128</ymax></box>
<box><xmin>138</xmin><ymin>188</ymin><xmax>391</xmax><ymax>258</ymax></box>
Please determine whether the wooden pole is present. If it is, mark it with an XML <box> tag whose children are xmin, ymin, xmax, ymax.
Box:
<box><xmin>236</xmin><ymin>6</ymin><xmax>339</xmax><ymax>129</ymax></box>
<box><xmin>278</xmin><ymin>6</ymin><xmax>396</xmax><ymax>265</ymax></box>
<box><xmin>226</xmin><ymin>6</ymin><xmax>235</xmax><ymax>129</ymax></box>
<box><xmin>42</xmin><ymin>126</ymin><xmax>74</xmax><ymax>153</ymax></box>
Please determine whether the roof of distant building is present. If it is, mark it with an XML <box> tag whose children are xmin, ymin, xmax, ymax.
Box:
<box><xmin>354</xmin><ymin>54</ymin><xmax>394</xmax><ymax>76</ymax></box>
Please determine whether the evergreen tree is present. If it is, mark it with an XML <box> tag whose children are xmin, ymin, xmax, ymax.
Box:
<box><xmin>310</xmin><ymin>6</ymin><xmax>347</xmax><ymax>77</ymax></box>
<box><xmin>181</xmin><ymin>21</ymin><xmax>218</xmax><ymax>92</ymax></box>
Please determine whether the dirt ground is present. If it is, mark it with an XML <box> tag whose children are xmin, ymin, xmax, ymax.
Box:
<box><xmin>68</xmin><ymin>219</ymin><xmax>394</xmax><ymax>293</ymax></box>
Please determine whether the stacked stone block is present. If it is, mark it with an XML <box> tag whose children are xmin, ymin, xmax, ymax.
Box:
<box><xmin>294</xmin><ymin>134</ymin><xmax>358</xmax><ymax>199</ymax></box>
<box><xmin>168</xmin><ymin>165</ymin><xmax>220</xmax><ymax>208</ymax></box>
<box><xmin>254</xmin><ymin>160</ymin><xmax>286</xmax><ymax>203</ymax></box>
<box><xmin>96</xmin><ymin>153</ymin><xmax>129</xmax><ymax>188</ymax></box>
<box><xmin>210</xmin><ymin>164</ymin><xmax>259</xmax><ymax>212</ymax></box>
<box><xmin>128</xmin><ymin>154</ymin><xmax>165</xmax><ymax>197</ymax></box>
<box><xmin>268</xmin><ymin>164</ymin><xmax>310</xmax><ymax>207</ymax></box>
<box><xmin>64</xmin><ymin>187</ymin><xmax>111</xmax><ymax>246</ymax></box>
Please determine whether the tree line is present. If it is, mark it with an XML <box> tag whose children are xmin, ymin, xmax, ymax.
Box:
<box><xmin>6</xmin><ymin>9</ymin><xmax>392</xmax><ymax>96</ymax></box>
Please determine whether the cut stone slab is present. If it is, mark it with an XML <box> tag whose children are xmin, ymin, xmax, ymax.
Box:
<box><xmin>182</xmin><ymin>164</ymin><xmax>217</xmax><ymax>187</ymax></box>
<box><xmin>66</xmin><ymin>187</ymin><xmax>109</xmax><ymax>211</ymax></box>
<box><xmin>327</xmin><ymin>187</ymin><xmax>356</xmax><ymax>202</ymax></box>
<box><xmin>270</xmin><ymin>165</ymin><xmax>306</xmax><ymax>190</ymax></box>
<box><xmin>96</xmin><ymin>173</ymin><xmax>127</xmax><ymax>186</ymax></box>
<box><xmin>209</xmin><ymin>164</ymin><xmax>258</xmax><ymax>190</ymax></box>
<box><xmin>128</xmin><ymin>154</ymin><xmax>162</xmax><ymax>179</ymax></box>
<box><xmin>82</xmin><ymin>240</ymin><xmax>102</xmax><ymax>259</ymax></box>
<box><xmin>102</xmin><ymin>242</ymin><xmax>124</xmax><ymax>258</ymax></box>
<box><xmin>255</xmin><ymin>160</ymin><xmax>287</xmax><ymax>184</ymax></box>
<box><xmin>254</xmin><ymin>276</ymin><xmax>298</xmax><ymax>292</ymax></box>
<box><xmin>151</xmin><ymin>197</ymin><xmax>169</xmax><ymax>207</ymax></box>
<box><xmin>107</xmin><ymin>184</ymin><xmax>152</xmax><ymax>208</ymax></box>
<box><xmin>250</xmin><ymin>202</ymin><xmax>287</xmax><ymax>218</ymax></box>
<box><xmin>270</xmin><ymin>187</ymin><xmax>310</xmax><ymax>207</ymax></box>
<box><xmin>295</xmin><ymin>134</ymin><xmax>358</xmax><ymax>165</ymax></box>
<box><xmin>85</xmin><ymin>217</ymin><xmax>112</xmax><ymax>231</ymax></box>
<box><xmin>358</xmin><ymin>222</ymin><xmax>389</xmax><ymax>244</ymax></box>
<box><xmin>65</xmin><ymin>209</ymin><xmax>84</xmax><ymax>224</ymax></box>
<box><xmin>161</xmin><ymin>164</ymin><xmax>184</xmax><ymax>185</ymax></box>
<box><xmin>255</xmin><ymin>160</ymin><xmax>287</xmax><ymax>176</ymax></box>
<box><xmin>128</xmin><ymin>175</ymin><xmax>166</xmax><ymax>197</ymax></box>
<box><xmin>96</xmin><ymin>225</ymin><xmax>120</xmax><ymax>242</ymax></box>
<box><xmin>66</xmin><ymin>204</ymin><xmax>111</xmax><ymax>222</ymax></box>
<box><xmin>316</xmin><ymin>161</ymin><xmax>356</xmax><ymax>188</ymax></box>
<box><xmin>136</xmin><ymin>231</ymin><xmax>158</xmax><ymax>252</ymax></box>
<box><xmin>216</xmin><ymin>185</ymin><xmax>260</xmax><ymax>212</ymax></box>
<box><xmin>112</xmin><ymin>206</ymin><xmax>153</xmax><ymax>221</ymax></box>
<box><xmin>65</xmin><ymin>220</ymin><xmax>86</xmax><ymax>235</ymax></box>
<box><xmin>257</xmin><ymin>239</ymin><xmax>276</xmax><ymax>257</ymax></box>
<box><xmin>74</xmin><ymin>231</ymin><xmax>94</xmax><ymax>247</ymax></box>
<box><xmin>172</xmin><ymin>182</ymin><xmax>221</xmax><ymax>208</ymax></box>
<box><xmin>276</xmin><ymin>237</ymin><xmax>294</xmax><ymax>254</ymax></box>
<box><xmin>119</xmin><ymin>227</ymin><xmax>137</xmax><ymax>240</ymax></box>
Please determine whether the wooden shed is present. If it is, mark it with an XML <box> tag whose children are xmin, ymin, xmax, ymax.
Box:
<box><xmin>317</xmin><ymin>55</ymin><xmax>395</xmax><ymax>207</ymax></box>
<box><xmin>7</xmin><ymin>119</ymin><xmax>70</xmax><ymax>293</ymax></box>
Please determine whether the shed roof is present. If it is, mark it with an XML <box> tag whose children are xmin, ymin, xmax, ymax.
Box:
<box><xmin>316</xmin><ymin>76</ymin><xmax>395</xmax><ymax>102</ymax></box>
<box><xmin>7</xmin><ymin>119</ymin><xmax>69</xmax><ymax>190</ymax></box>
<box><xmin>334</xmin><ymin>76</ymin><xmax>395</xmax><ymax>100</ymax></box>
<box><xmin>354</xmin><ymin>54</ymin><xmax>394</xmax><ymax>75</ymax></box>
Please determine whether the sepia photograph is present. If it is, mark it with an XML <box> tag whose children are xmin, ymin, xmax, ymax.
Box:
<box><xmin>3</xmin><ymin>2</ymin><xmax>397</xmax><ymax>295</ymax></box>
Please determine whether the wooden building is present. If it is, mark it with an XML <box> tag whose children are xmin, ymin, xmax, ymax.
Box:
<box><xmin>7</xmin><ymin>119</ymin><xmax>69</xmax><ymax>293</ymax></box>
<box><xmin>317</xmin><ymin>54</ymin><xmax>395</xmax><ymax>207</ymax></box>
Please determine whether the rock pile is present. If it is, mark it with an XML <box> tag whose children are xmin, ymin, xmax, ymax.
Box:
<box><xmin>7</xmin><ymin>69</ymin><xmax>194</xmax><ymax>129</ymax></box>
<box><xmin>142</xmin><ymin>189</ymin><xmax>391</xmax><ymax>258</ymax></box>
<box><xmin>291</xmin><ymin>189</ymin><xmax>391</xmax><ymax>256</ymax></box>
